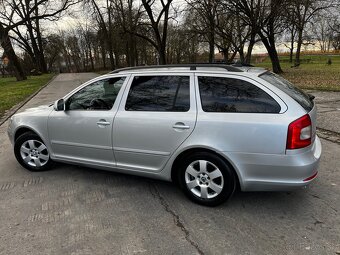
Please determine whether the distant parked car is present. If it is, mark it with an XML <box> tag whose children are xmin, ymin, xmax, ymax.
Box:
<box><xmin>7</xmin><ymin>64</ymin><xmax>322</xmax><ymax>206</ymax></box>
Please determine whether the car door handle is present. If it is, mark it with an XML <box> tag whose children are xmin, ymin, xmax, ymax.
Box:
<box><xmin>97</xmin><ymin>120</ymin><xmax>111</xmax><ymax>126</ymax></box>
<box><xmin>173</xmin><ymin>123</ymin><xmax>190</xmax><ymax>130</ymax></box>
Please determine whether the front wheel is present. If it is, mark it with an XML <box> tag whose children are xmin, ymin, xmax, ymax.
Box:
<box><xmin>14</xmin><ymin>132</ymin><xmax>53</xmax><ymax>171</ymax></box>
<box><xmin>178</xmin><ymin>152</ymin><xmax>236</xmax><ymax>206</ymax></box>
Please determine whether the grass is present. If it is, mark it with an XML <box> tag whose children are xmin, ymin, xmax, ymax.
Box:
<box><xmin>96</xmin><ymin>70</ymin><xmax>111</xmax><ymax>75</ymax></box>
<box><xmin>0</xmin><ymin>73</ymin><xmax>54</xmax><ymax>118</ymax></box>
<box><xmin>254</xmin><ymin>55</ymin><xmax>340</xmax><ymax>91</ymax></box>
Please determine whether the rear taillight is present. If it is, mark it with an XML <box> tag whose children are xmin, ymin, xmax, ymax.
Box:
<box><xmin>286</xmin><ymin>114</ymin><xmax>312</xmax><ymax>149</ymax></box>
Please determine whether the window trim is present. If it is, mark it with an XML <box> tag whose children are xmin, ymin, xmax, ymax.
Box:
<box><xmin>120</xmin><ymin>73</ymin><xmax>195</xmax><ymax>113</ymax></box>
<box><xmin>194</xmin><ymin>73</ymin><xmax>287</xmax><ymax>114</ymax></box>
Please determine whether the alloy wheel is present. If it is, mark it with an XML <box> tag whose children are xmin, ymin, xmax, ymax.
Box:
<box><xmin>185</xmin><ymin>160</ymin><xmax>224</xmax><ymax>199</ymax></box>
<box><xmin>20</xmin><ymin>139</ymin><xmax>49</xmax><ymax>168</ymax></box>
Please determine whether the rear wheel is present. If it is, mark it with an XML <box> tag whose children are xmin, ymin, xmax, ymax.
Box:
<box><xmin>178</xmin><ymin>152</ymin><xmax>236</xmax><ymax>206</ymax></box>
<box><xmin>14</xmin><ymin>132</ymin><xmax>53</xmax><ymax>171</ymax></box>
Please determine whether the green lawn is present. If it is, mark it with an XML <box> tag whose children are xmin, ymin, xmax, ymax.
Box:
<box><xmin>254</xmin><ymin>55</ymin><xmax>340</xmax><ymax>91</ymax></box>
<box><xmin>0</xmin><ymin>74</ymin><xmax>54</xmax><ymax>118</ymax></box>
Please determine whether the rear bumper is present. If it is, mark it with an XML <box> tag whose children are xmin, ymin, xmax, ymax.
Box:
<box><xmin>223</xmin><ymin>135</ymin><xmax>322</xmax><ymax>191</ymax></box>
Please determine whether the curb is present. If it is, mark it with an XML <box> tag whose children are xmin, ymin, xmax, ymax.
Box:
<box><xmin>0</xmin><ymin>74</ymin><xmax>57</xmax><ymax>127</ymax></box>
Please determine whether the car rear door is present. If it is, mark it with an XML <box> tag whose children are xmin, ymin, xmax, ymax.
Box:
<box><xmin>112</xmin><ymin>73</ymin><xmax>196</xmax><ymax>172</ymax></box>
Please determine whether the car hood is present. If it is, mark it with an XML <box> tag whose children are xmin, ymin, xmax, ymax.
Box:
<box><xmin>15</xmin><ymin>104</ymin><xmax>53</xmax><ymax>116</ymax></box>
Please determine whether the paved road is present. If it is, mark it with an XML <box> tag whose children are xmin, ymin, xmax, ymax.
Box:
<box><xmin>0</xmin><ymin>73</ymin><xmax>339</xmax><ymax>255</ymax></box>
<box><xmin>308</xmin><ymin>90</ymin><xmax>340</xmax><ymax>134</ymax></box>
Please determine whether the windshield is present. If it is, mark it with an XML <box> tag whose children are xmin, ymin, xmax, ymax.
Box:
<box><xmin>260</xmin><ymin>72</ymin><xmax>314</xmax><ymax>112</ymax></box>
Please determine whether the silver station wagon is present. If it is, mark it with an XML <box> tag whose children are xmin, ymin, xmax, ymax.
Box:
<box><xmin>7</xmin><ymin>64</ymin><xmax>322</xmax><ymax>206</ymax></box>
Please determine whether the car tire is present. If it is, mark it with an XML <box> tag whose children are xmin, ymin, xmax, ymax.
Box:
<box><xmin>178</xmin><ymin>152</ymin><xmax>236</xmax><ymax>206</ymax></box>
<box><xmin>14</xmin><ymin>132</ymin><xmax>53</xmax><ymax>171</ymax></box>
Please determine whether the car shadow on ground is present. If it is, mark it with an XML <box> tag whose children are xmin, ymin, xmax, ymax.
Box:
<box><xmin>45</xmin><ymin>162</ymin><xmax>312</xmax><ymax>213</ymax></box>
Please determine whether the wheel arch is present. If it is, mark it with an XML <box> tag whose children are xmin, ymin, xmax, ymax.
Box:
<box><xmin>14</xmin><ymin>126</ymin><xmax>50</xmax><ymax>151</ymax></box>
<box><xmin>14</xmin><ymin>126</ymin><xmax>39</xmax><ymax>141</ymax></box>
<box><xmin>170</xmin><ymin>147</ymin><xmax>242</xmax><ymax>189</ymax></box>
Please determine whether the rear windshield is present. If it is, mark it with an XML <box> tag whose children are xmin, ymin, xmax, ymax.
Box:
<box><xmin>260</xmin><ymin>72</ymin><xmax>313</xmax><ymax>112</ymax></box>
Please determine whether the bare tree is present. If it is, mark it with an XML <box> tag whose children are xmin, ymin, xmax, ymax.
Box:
<box><xmin>0</xmin><ymin>23</ymin><xmax>26</xmax><ymax>80</ymax></box>
<box><xmin>215</xmin><ymin>10</ymin><xmax>257</xmax><ymax>64</ymax></box>
<box><xmin>228</xmin><ymin>0</ymin><xmax>284</xmax><ymax>73</ymax></box>
<box><xmin>288</xmin><ymin>0</ymin><xmax>334</xmax><ymax>66</ymax></box>
<box><xmin>0</xmin><ymin>0</ymin><xmax>79</xmax><ymax>80</ymax></box>
<box><xmin>86</xmin><ymin>0</ymin><xmax>116</xmax><ymax>69</ymax></box>
<box><xmin>312</xmin><ymin>14</ymin><xmax>333</xmax><ymax>52</ymax></box>
<box><xmin>186</xmin><ymin>0</ymin><xmax>220</xmax><ymax>63</ymax></box>
<box><xmin>330</xmin><ymin>19</ymin><xmax>340</xmax><ymax>50</ymax></box>
<box><xmin>282</xmin><ymin>5</ymin><xmax>298</xmax><ymax>63</ymax></box>
<box><xmin>112</xmin><ymin>0</ymin><xmax>143</xmax><ymax>66</ymax></box>
<box><xmin>44</xmin><ymin>34</ymin><xmax>63</xmax><ymax>71</ymax></box>
<box><xmin>140</xmin><ymin>0</ymin><xmax>174</xmax><ymax>64</ymax></box>
<box><xmin>76</xmin><ymin>20</ymin><xmax>98</xmax><ymax>71</ymax></box>
<box><xmin>257</xmin><ymin>0</ymin><xmax>285</xmax><ymax>73</ymax></box>
<box><xmin>115</xmin><ymin>0</ymin><xmax>175</xmax><ymax>65</ymax></box>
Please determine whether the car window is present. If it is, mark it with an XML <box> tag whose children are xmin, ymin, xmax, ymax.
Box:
<box><xmin>198</xmin><ymin>76</ymin><xmax>281</xmax><ymax>113</ymax></box>
<box><xmin>66</xmin><ymin>77</ymin><xmax>125</xmax><ymax>111</ymax></box>
<box><xmin>125</xmin><ymin>76</ymin><xmax>190</xmax><ymax>112</ymax></box>
<box><xmin>260</xmin><ymin>72</ymin><xmax>313</xmax><ymax>112</ymax></box>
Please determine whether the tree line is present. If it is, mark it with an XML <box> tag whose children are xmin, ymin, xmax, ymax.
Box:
<box><xmin>1</xmin><ymin>0</ymin><xmax>340</xmax><ymax>81</ymax></box>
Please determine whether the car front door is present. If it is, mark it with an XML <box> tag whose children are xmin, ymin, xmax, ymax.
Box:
<box><xmin>48</xmin><ymin>76</ymin><xmax>128</xmax><ymax>167</ymax></box>
<box><xmin>112</xmin><ymin>74</ymin><xmax>196</xmax><ymax>172</ymax></box>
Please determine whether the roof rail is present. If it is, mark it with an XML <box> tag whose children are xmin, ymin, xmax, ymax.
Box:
<box><xmin>109</xmin><ymin>64</ymin><xmax>243</xmax><ymax>74</ymax></box>
<box><xmin>231</xmin><ymin>63</ymin><xmax>255</xmax><ymax>67</ymax></box>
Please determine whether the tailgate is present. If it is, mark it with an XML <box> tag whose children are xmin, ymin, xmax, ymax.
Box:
<box><xmin>308</xmin><ymin>104</ymin><xmax>317</xmax><ymax>142</ymax></box>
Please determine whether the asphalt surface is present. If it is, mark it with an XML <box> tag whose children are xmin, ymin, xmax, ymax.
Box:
<box><xmin>0</xmin><ymin>73</ymin><xmax>339</xmax><ymax>255</ymax></box>
<box><xmin>308</xmin><ymin>90</ymin><xmax>340</xmax><ymax>134</ymax></box>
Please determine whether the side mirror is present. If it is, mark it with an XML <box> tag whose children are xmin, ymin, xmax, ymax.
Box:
<box><xmin>54</xmin><ymin>99</ymin><xmax>65</xmax><ymax>111</ymax></box>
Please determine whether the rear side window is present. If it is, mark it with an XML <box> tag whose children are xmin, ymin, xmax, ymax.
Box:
<box><xmin>125</xmin><ymin>76</ymin><xmax>190</xmax><ymax>112</ymax></box>
<box><xmin>198</xmin><ymin>76</ymin><xmax>281</xmax><ymax>113</ymax></box>
<box><xmin>260</xmin><ymin>72</ymin><xmax>313</xmax><ymax>112</ymax></box>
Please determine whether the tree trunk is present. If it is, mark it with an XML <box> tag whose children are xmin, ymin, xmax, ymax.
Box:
<box><xmin>0</xmin><ymin>25</ymin><xmax>27</xmax><ymax>81</ymax></box>
<box><xmin>107</xmin><ymin>3</ymin><xmax>115</xmax><ymax>69</ymax></box>
<box><xmin>83</xmin><ymin>50</ymin><xmax>87</xmax><ymax>72</ymax></box>
<box><xmin>34</xmin><ymin>4</ymin><xmax>48</xmax><ymax>73</ymax></box>
<box><xmin>259</xmin><ymin>32</ymin><xmax>283</xmax><ymax>74</ymax></box>
<box><xmin>158</xmin><ymin>47</ymin><xmax>166</xmax><ymax>65</ymax></box>
<box><xmin>108</xmin><ymin>46</ymin><xmax>115</xmax><ymax>69</ymax></box>
<box><xmin>229</xmin><ymin>51</ymin><xmax>237</xmax><ymax>63</ymax></box>
<box><xmin>155</xmin><ymin>34</ymin><xmax>167</xmax><ymax>65</ymax></box>
<box><xmin>295</xmin><ymin>28</ymin><xmax>303</xmax><ymax>67</ymax></box>
<box><xmin>89</xmin><ymin>46</ymin><xmax>95</xmax><ymax>71</ymax></box>
<box><xmin>208</xmin><ymin>30</ymin><xmax>215</xmax><ymax>63</ymax></box>
<box><xmin>238</xmin><ymin>45</ymin><xmax>245</xmax><ymax>63</ymax></box>
<box><xmin>289</xmin><ymin>25</ymin><xmax>296</xmax><ymax>63</ymax></box>
<box><xmin>26</xmin><ymin>21</ymin><xmax>43</xmax><ymax>72</ymax></box>
<box><xmin>125</xmin><ymin>41</ymin><xmax>131</xmax><ymax>66</ymax></box>
<box><xmin>134</xmin><ymin>46</ymin><xmax>139</xmax><ymax>66</ymax></box>
<box><xmin>223</xmin><ymin>48</ymin><xmax>229</xmax><ymax>63</ymax></box>
<box><xmin>65</xmin><ymin>52</ymin><xmax>72</xmax><ymax>72</ymax></box>
<box><xmin>245</xmin><ymin>34</ymin><xmax>256</xmax><ymax>64</ymax></box>
<box><xmin>114</xmin><ymin>50</ymin><xmax>120</xmax><ymax>67</ymax></box>
<box><xmin>101</xmin><ymin>45</ymin><xmax>106</xmax><ymax>69</ymax></box>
